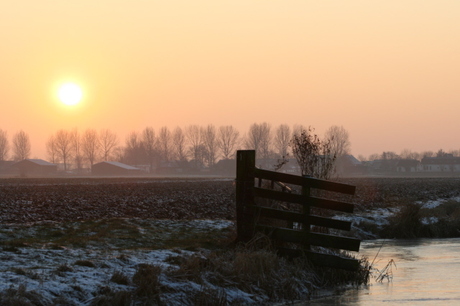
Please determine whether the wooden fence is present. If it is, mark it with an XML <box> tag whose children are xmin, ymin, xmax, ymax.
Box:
<box><xmin>236</xmin><ymin>150</ymin><xmax>361</xmax><ymax>271</ymax></box>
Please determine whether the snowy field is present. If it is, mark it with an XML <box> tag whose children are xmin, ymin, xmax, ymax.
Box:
<box><xmin>0</xmin><ymin>219</ymin><xmax>243</xmax><ymax>305</ymax></box>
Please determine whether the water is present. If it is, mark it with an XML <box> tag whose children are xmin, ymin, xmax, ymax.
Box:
<box><xmin>308</xmin><ymin>238</ymin><xmax>460</xmax><ymax>305</ymax></box>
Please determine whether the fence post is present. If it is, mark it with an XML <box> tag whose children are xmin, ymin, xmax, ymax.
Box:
<box><xmin>236</xmin><ymin>150</ymin><xmax>256</xmax><ymax>242</ymax></box>
<box><xmin>302</xmin><ymin>176</ymin><xmax>311</xmax><ymax>251</ymax></box>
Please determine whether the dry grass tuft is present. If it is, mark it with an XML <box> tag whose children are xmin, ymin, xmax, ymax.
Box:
<box><xmin>90</xmin><ymin>290</ymin><xmax>133</xmax><ymax>306</ymax></box>
<box><xmin>74</xmin><ymin>260</ymin><xmax>96</xmax><ymax>267</ymax></box>
<box><xmin>0</xmin><ymin>284</ymin><xmax>46</xmax><ymax>306</ymax></box>
<box><xmin>193</xmin><ymin>285</ymin><xmax>227</xmax><ymax>306</ymax></box>
<box><xmin>132</xmin><ymin>264</ymin><xmax>162</xmax><ymax>303</ymax></box>
<box><xmin>110</xmin><ymin>271</ymin><xmax>130</xmax><ymax>286</ymax></box>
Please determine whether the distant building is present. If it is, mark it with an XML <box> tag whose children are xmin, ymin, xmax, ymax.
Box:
<box><xmin>0</xmin><ymin>161</ymin><xmax>15</xmax><ymax>174</ymax></box>
<box><xmin>336</xmin><ymin>155</ymin><xmax>365</xmax><ymax>175</ymax></box>
<box><xmin>396</xmin><ymin>159</ymin><xmax>420</xmax><ymax>172</ymax></box>
<box><xmin>420</xmin><ymin>155</ymin><xmax>460</xmax><ymax>172</ymax></box>
<box><xmin>212</xmin><ymin>159</ymin><xmax>236</xmax><ymax>176</ymax></box>
<box><xmin>12</xmin><ymin>159</ymin><xmax>57</xmax><ymax>177</ymax></box>
<box><xmin>92</xmin><ymin>161</ymin><xmax>142</xmax><ymax>176</ymax></box>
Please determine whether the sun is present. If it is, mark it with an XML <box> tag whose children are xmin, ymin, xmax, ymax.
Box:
<box><xmin>58</xmin><ymin>83</ymin><xmax>83</xmax><ymax>106</ymax></box>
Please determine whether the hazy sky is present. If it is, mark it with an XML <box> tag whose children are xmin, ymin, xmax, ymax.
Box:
<box><xmin>1</xmin><ymin>1</ymin><xmax>460</xmax><ymax>159</ymax></box>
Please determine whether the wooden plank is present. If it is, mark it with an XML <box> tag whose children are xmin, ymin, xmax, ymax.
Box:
<box><xmin>253</xmin><ymin>205</ymin><xmax>352</xmax><ymax>231</ymax></box>
<box><xmin>309</xmin><ymin>215</ymin><xmax>351</xmax><ymax>231</ymax></box>
<box><xmin>253</xmin><ymin>188</ymin><xmax>354</xmax><ymax>213</ymax></box>
<box><xmin>308</xmin><ymin>196</ymin><xmax>354</xmax><ymax>213</ymax></box>
<box><xmin>254</xmin><ymin>168</ymin><xmax>356</xmax><ymax>195</ymax></box>
<box><xmin>256</xmin><ymin>225</ymin><xmax>361</xmax><ymax>252</ymax></box>
<box><xmin>254</xmin><ymin>187</ymin><xmax>305</xmax><ymax>204</ymax></box>
<box><xmin>277</xmin><ymin>248</ymin><xmax>360</xmax><ymax>271</ymax></box>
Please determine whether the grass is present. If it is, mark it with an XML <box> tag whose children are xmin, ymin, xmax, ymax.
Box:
<box><xmin>165</xmin><ymin>242</ymin><xmax>369</xmax><ymax>303</ymax></box>
<box><xmin>110</xmin><ymin>271</ymin><xmax>130</xmax><ymax>286</ymax></box>
<box><xmin>0</xmin><ymin>284</ymin><xmax>45</xmax><ymax>306</ymax></box>
<box><xmin>74</xmin><ymin>260</ymin><xmax>96</xmax><ymax>267</ymax></box>
<box><xmin>0</xmin><ymin>218</ymin><xmax>234</xmax><ymax>250</ymax></box>
<box><xmin>0</xmin><ymin>217</ymin><xmax>370</xmax><ymax>304</ymax></box>
<box><xmin>132</xmin><ymin>264</ymin><xmax>162</xmax><ymax>303</ymax></box>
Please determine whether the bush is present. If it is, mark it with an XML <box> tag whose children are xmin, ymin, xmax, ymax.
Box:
<box><xmin>381</xmin><ymin>203</ymin><xmax>422</xmax><ymax>238</ymax></box>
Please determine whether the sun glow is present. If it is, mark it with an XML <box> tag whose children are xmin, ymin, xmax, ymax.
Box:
<box><xmin>58</xmin><ymin>83</ymin><xmax>83</xmax><ymax>106</ymax></box>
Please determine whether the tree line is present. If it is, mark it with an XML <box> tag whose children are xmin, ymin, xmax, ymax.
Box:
<box><xmin>0</xmin><ymin>124</ymin><xmax>350</xmax><ymax>173</ymax></box>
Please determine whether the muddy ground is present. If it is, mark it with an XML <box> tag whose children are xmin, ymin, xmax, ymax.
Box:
<box><xmin>1</xmin><ymin>176</ymin><xmax>460</xmax><ymax>224</ymax></box>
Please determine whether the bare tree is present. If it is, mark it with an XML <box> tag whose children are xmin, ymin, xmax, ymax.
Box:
<box><xmin>172</xmin><ymin>126</ymin><xmax>187</xmax><ymax>162</ymax></box>
<box><xmin>71</xmin><ymin>129</ymin><xmax>84</xmax><ymax>172</ymax></box>
<box><xmin>54</xmin><ymin>129</ymin><xmax>74</xmax><ymax>171</ymax></box>
<box><xmin>0</xmin><ymin>129</ymin><xmax>9</xmax><ymax>161</ymax></box>
<box><xmin>202</xmin><ymin>124</ymin><xmax>218</xmax><ymax>167</ymax></box>
<box><xmin>421</xmin><ymin>151</ymin><xmax>434</xmax><ymax>158</ymax></box>
<box><xmin>46</xmin><ymin>135</ymin><xmax>58</xmax><ymax>164</ymax></box>
<box><xmin>124</xmin><ymin>131</ymin><xmax>145</xmax><ymax>166</ymax></box>
<box><xmin>186</xmin><ymin>125</ymin><xmax>203</xmax><ymax>168</ymax></box>
<box><xmin>99</xmin><ymin>129</ymin><xmax>118</xmax><ymax>161</ymax></box>
<box><xmin>142</xmin><ymin>127</ymin><xmax>157</xmax><ymax>173</ymax></box>
<box><xmin>291</xmin><ymin>126</ymin><xmax>336</xmax><ymax>179</ymax></box>
<box><xmin>158</xmin><ymin>126</ymin><xmax>172</xmax><ymax>163</ymax></box>
<box><xmin>400</xmin><ymin>149</ymin><xmax>420</xmax><ymax>160</ymax></box>
<box><xmin>245</xmin><ymin>122</ymin><xmax>272</xmax><ymax>161</ymax></box>
<box><xmin>12</xmin><ymin>130</ymin><xmax>31</xmax><ymax>161</ymax></box>
<box><xmin>82</xmin><ymin>129</ymin><xmax>99</xmax><ymax>167</ymax></box>
<box><xmin>274</xmin><ymin>124</ymin><xmax>291</xmax><ymax>158</ymax></box>
<box><xmin>324</xmin><ymin>125</ymin><xmax>350</xmax><ymax>158</ymax></box>
<box><xmin>368</xmin><ymin>153</ymin><xmax>380</xmax><ymax>161</ymax></box>
<box><xmin>217</xmin><ymin>125</ymin><xmax>239</xmax><ymax>160</ymax></box>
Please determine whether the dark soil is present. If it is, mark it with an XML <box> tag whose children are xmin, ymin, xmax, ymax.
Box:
<box><xmin>2</xmin><ymin>176</ymin><xmax>460</xmax><ymax>224</ymax></box>
<box><xmin>0</xmin><ymin>178</ymin><xmax>235</xmax><ymax>224</ymax></box>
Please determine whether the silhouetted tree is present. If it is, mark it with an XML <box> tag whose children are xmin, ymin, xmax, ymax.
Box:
<box><xmin>158</xmin><ymin>126</ymin><xmax>172</xmax><ymax>163</ymax></box>
<box><xmin>324</xmin><ymin>125</ymin><xmax>350</xmax><ymax>158</ymax></box>
<box><xmin>217</xmin><ymin>125</ymin><xmax>239</xmax><ymax>160</ymax></box>
<box><xmin>46</xmin><ymin>135</ymin><xmax>58</xmax><ymax>164</ymax></box>
<box><xmin>399</xmin><ymin>149</ymin><xmax>420</xmax><ymax>160</ymax></box>
<box><xmin>124</xmin><ymin>131</ymin><xmax>145</xmax><ymax>166</ymax></box>
<box><xmin>82</xmin><ymin>129</ymin><xmax>99</xmax><ymax>167</ymax></box>
<box><xmin>142</xmin><ymin>127</ymin><xmax>157</xmax><ymax>173</ymax></box>
<box><xmin>202</xmin><ymin>124</ymin><xmax>218</xmax><ymax>167</ymax></box>
<box><xmin>172</xmin><ymin>126</ymin><xmax>187</xmax><ymax>162</ymax></box>
<box><xmin>99</xmin><ymin>129</ymin><xmax>118</xmax><ymax>161</ymax></box>
<box><xmin>291</xmin><ymin>126</ymin><xmax>336</xmax><ymax>179</ymax></box>
<box><xmin>12</xmin><ymin>130</ymin><xmax>31</xmax><ymax>161</ymax></box>
<box><xmin>0</xmin><ymin>129</ymin><xmax>9</xmax><ymax>161</ymax></box>
<box><xmin>186</xmin><ymin>125</ymin><xmax>202</xmax><ymax>169</ymax></box>
<box><xmin>245</xmin><ymin>122</ymin><xmax>272</xmax><ymax>161</ymax></box>
<box><xmin>71</xmin><ymin>129</ymin><xmax>84</xmax><ymax>172</ymax></box>
<box><xmin>54</xmin><ymin>129</ymin><xmax>73</xmax><ymax>171</ymax></box>
<box><xmin>274</xmin><ymin>124</ymin><xmax>291</xmax><ymax>158</ymax></box>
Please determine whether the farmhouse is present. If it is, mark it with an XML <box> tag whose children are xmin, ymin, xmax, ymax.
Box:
<box><xmin>92</xmin><ymin>161</ymin><xmax>142</xmax><ymax>176</ymax></box>
<box><xmin>420</xmin><ymin>155</ymin><xmax>460</xmax><ymax>172</ymax></box>
<box><xmin>12</xmin><ymin>159</ymin><xmax>57</xmax><ymax>176</ymax></box>
<box><xmin>396</xmin><ymin>159</ymin><xmax>420</xmax><ymax>172</ymax></box>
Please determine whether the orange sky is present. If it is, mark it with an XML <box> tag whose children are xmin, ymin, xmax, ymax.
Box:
<box><xmin>1</xmin><ymin>1</ymin><xmax>460</xmax><ymax>159</ymax></box>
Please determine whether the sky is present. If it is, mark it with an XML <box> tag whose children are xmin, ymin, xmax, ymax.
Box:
<box><xmin>1</xmin><ymin>1</ymin><xmax>460</xmax><ymax>159</ymax></box>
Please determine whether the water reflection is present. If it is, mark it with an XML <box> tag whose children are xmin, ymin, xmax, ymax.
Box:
<box><xmin>307</xmin><ymin>238</ymin><xmax>460</xmax><ymax>305</ymax></box>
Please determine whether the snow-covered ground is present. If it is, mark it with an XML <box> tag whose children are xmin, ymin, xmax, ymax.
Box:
<box><xmin>0</xmin><ymin>219</ymin><xmax>258</xmax><ymax>305</ymax></box>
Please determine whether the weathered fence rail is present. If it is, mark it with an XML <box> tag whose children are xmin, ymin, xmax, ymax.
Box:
<box><xmin>236</xmin><ymin>150</ymin><xmax>361</xmax><ymax>271</ymax></box>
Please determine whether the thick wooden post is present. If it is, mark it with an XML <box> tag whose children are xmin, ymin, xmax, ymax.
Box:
<box><xmin>302</xmin><ymin>176</ymin><xmax>311</xmax><ymax>251</ymax></box>
<box><xmin>236</xmin><ymin>150</ymin><xmax>256</xmax><ymax>242</ymax></box>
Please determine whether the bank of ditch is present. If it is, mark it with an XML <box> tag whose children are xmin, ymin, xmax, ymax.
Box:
<box><xmin>0</xmin><ymin>219</ymin><xmax>369</xmax><ymax>305</ymax></box>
